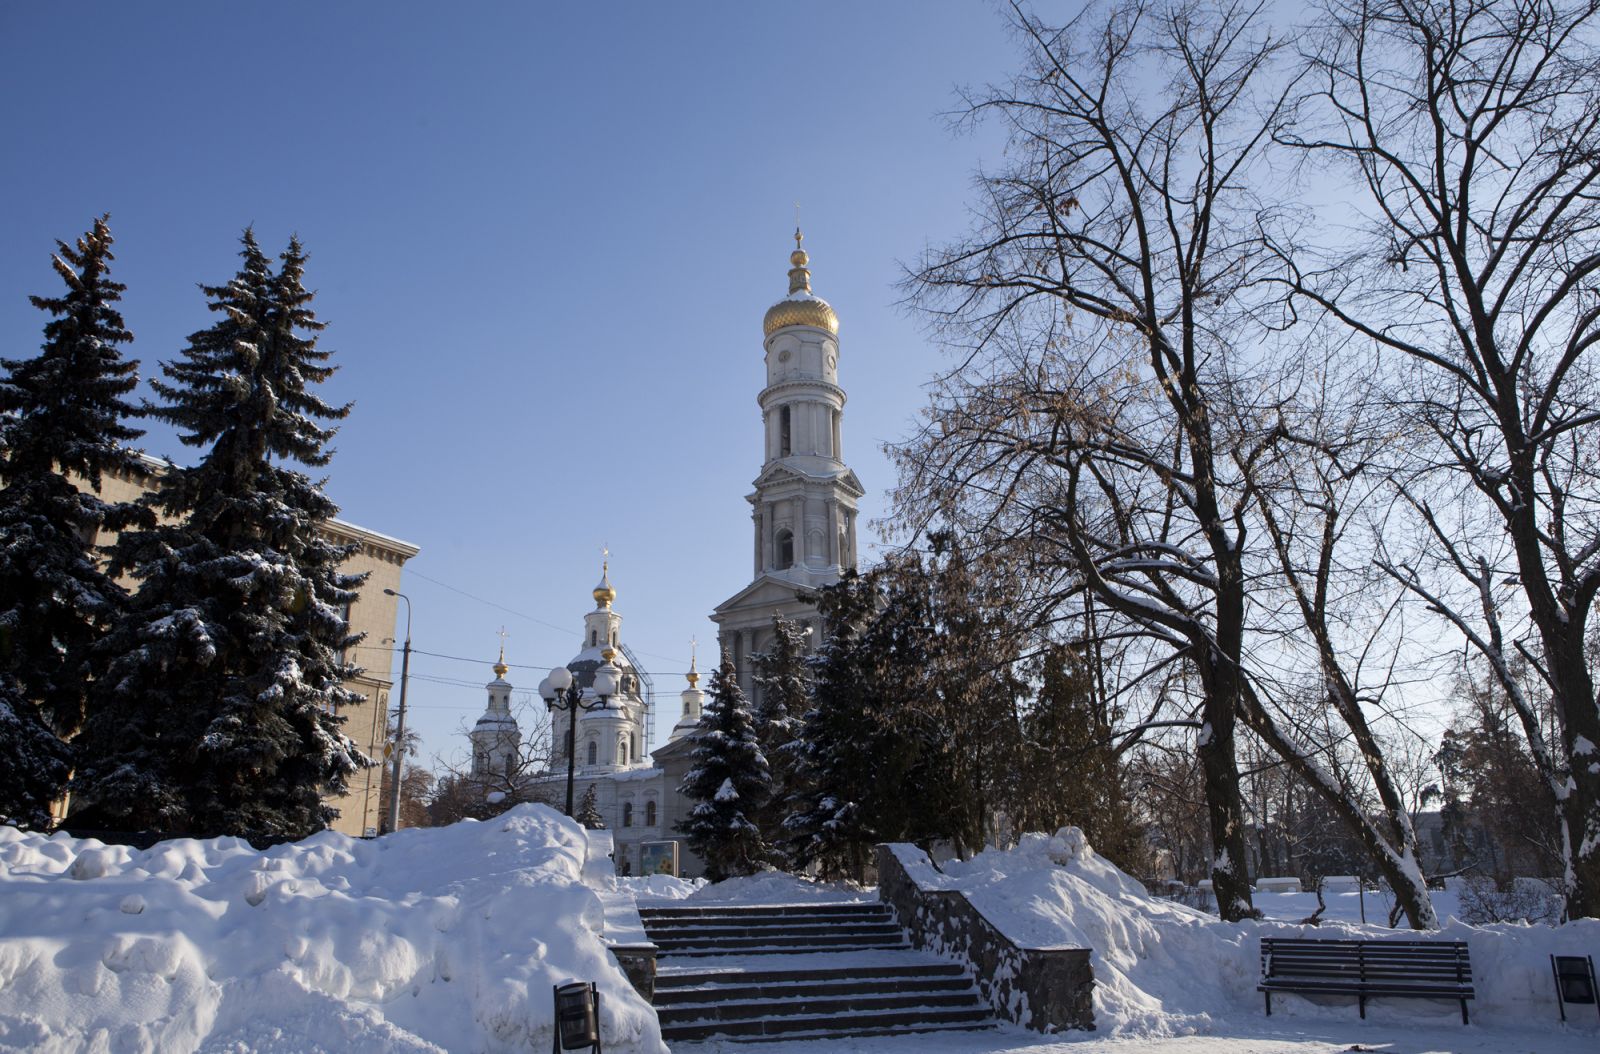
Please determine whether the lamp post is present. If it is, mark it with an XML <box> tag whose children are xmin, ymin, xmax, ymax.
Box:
<box><xmin>540</xmin><ymin>654</ymin><xmax>621</xmax><ymax>816</ymax></box>
<box><xmin>383</xmin><ymin>588</ymin><xmax>412</xmax><ymax>834</ymax></box>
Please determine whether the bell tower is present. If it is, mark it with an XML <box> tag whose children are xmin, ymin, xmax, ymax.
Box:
<box><xmin>711</xmin><ymin>229</ymin><xmax>865</xmax><ymax>695</ymax></box>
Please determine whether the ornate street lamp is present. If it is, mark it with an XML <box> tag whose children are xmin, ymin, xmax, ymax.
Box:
<box><xmin>540</xmin><ymin>653</ymin><xmax>622</xmax><ymax>816</ymax></box>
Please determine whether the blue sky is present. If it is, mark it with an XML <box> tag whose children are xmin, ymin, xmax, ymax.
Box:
<box><xmin>0</xmin><ymin>3</ymin><xmax>1018</xmax><ymax>763</ymax></box>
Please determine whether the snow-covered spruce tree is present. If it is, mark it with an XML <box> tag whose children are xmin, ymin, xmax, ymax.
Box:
<box><xmin>676</xmin><ymin>653</ymin><xmax>770</xmax><ymax>881</ymax></box>
<box><xmin>75</xmin><ymin>231</ymin><xmax>368</xmax><ymax>840</ymax></box>
<box><xmin>750</xmin><ymin>615</ymin><xmax>809</xmax><ymax>859</ymax></box>
<box><xmin>0</xmin><ymin>216</ymin><xmax>144</xmax><ymax>828</ymax></box>
<box><xmin>783</xmin><ymin>571</ymin><xmax>889</xmax><ymax>881</ymax></box>
<box><xmin>575</xmin><ymin>783</ymin><xmax>606</xmax><ymax>830</ymax></box>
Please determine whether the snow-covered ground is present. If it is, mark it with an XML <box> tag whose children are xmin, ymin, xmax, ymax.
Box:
<box><xmin>673</xmin><ymin>1017</ymin><xmax>1595</xmax><ymax>1053</ymax></box>
<box><xmin>874</xmin><ymin>830</ymin><xmax>1599</xmax><ymax>1051</ymax></box>
<box><xmin>0</xmin><ymin>806</ymin><xmax>666</xmax><ymax>1054</ymax></box>
<box><xmin>2</xmin><ymin>814</ymin><xmax>1595</xmax><ymax>1054</ymax></box>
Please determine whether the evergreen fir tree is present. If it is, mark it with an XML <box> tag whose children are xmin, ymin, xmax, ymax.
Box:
<box><xmin>783</xmin><ymin>571</ymin><xmax>890</xmax><ymax>880</ymax></box>
<box><xmin>75</xmin><ymin>231</ymin><xmax>368</xmax><ymax>840</ymax></box>
<box><xmin>0</xmin><ymin>216</ymin><xmax>143</xmax><ymax>828</ymax></box>
<box><xmin>750</xmin><ymin>615</ymin><xmax>809</xmax><ymax>859</ymax></box>
<box><xmin>575</xmin><ymin>784</ymin><xmax>606</xmax><ymax>830</ymax></box>
<box><xmin>676</xmin><ymin>653</ymin><xmax>770</xmax><ymax>881</ymax></box>
<box><xmin>1020</xmin><ymin>644</ymin><xmax>1146</xmax><ymax>873</ymax></box>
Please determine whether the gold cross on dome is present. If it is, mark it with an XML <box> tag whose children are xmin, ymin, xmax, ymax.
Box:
<box><xmin>495</xmin><ymin>626</ymin><xmax>509</xmax><ymax>651</ymax></box>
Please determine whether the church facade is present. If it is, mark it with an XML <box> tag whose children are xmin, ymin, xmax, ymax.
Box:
<box><xmin>465</xmin><ymin>230</ymin><xmax>861</xmax><ymax>876</ymax></box>
<box><xmin>467</xmin><ymin>565</ymin><xmax>706</xmax><ymax>875</ymax></box>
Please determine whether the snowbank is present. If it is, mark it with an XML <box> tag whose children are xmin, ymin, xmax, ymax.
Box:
<box><xmin>0</xmin><ymin>806</ymin><xmax>666</xmax><ymax>1054</ymax></box>
<box><xmin>911</xmin><ymin>829</ymin><xmax>1600</xmax><ymax>1039</ymax></box>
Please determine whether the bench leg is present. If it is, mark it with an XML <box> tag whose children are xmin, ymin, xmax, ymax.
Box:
<box><xmin>1358</xmin><ymin>995</ymin><xmax>1366</xmax><ymax>1020</ymax></box>
<box><xmin>1460</xmin><ymin>998</ymin><xmax>1468</xmax><ymax>1025</ymax></box>
<box><xmin>1264</xmin><ymin>992</ymin><xmax>1271</xmax><ymax>1016</ymax></box>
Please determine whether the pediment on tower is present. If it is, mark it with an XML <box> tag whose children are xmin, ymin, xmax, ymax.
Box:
<box><xmin>711</xmin><ymin>574</ymin><xmax>819</xmax><ymax>620</ymax></box>
<box><xmin>748</xmin><ymin>462</ymin><xmax>866</xmax><ymax>499</ymax></box>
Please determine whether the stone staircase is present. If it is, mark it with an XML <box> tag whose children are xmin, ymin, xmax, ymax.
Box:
<box><xmin>639</xmin><ymin>901</ymin><xmax>998</xmax><ymax>1045</ymax></box>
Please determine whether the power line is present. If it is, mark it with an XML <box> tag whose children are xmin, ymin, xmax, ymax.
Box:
<box><xmin>348</xmin><ymin>641</ymin><xmax>692</xmax><ymax>683</ymax></box>
<box><xmin>399</xmin><ymin>567</ymin><xmax>696</xmax><ymax>666</ymax></box>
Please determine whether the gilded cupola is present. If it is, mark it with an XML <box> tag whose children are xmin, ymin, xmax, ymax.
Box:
<box><xmin>763</xmin><ymin>228</ymin><xmax>839</xmax><ymax>337</ymax></box>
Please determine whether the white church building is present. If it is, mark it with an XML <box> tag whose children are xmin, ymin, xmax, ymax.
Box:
<box><xmin>465</xmin><ymin>230</ymin><xmax>862</xmax><ymax>876</ymax></box>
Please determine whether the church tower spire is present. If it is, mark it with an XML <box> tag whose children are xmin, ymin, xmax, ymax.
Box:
<box><xmin>712</xmin><ymin>227</ymin><xmax>866</xmax><ymax>697</ymax></box>
<box><xmin>752</xmin><ymin>229</ymin><xmax>860</xmax><ymax>581</ymax></box>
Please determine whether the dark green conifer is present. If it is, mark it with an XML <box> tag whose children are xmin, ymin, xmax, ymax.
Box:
<box><xmin>677</xmin><ymin>654</ymin><xmax>769</xmax><ymax>881</ymax></box>
<box><xmin>0</xmin><ymin>217</ymin><xmax>143</xmax><ymax>828</ymax></box>
<box><xmin>76</xmin><ymin>231</ymin><xmax>368</xmax><ymax>839</ymax></box>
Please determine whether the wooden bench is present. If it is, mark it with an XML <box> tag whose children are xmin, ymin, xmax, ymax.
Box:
<box><xmin>1259</xmin><ymin>938</ymin><xmax>1474</xmax><ymax>1023</ymax></box>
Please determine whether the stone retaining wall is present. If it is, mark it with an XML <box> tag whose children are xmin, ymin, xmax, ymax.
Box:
<box><xmin>876</xmin><ymin>843</ymin><xmax>1095</xmax><ymax>1032</ymax></box>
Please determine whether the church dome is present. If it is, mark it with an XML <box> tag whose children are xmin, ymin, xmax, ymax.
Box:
<box><xmin>593</xmin><ymin>560</ymin><xmax>616</xmax><ymax>607</ymax></box>
<box><xmin>763</xmin><ymin>231</ymin><xmax>838</xmax><ymax>337</ymax></box>
<box><xmin>764</xmin><ymin>292</ymin><xmax>838</xmax><ymax>337</ymax></box>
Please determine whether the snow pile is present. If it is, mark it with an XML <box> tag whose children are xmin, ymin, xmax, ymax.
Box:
<box><xmin>917</xmin><ymin>831</ymin><xmax>1251</xmax><ymax>1036</ymax></box>
<box><xmin>615</xmin><ymin>873</ymin><xmax>706</xmax><ymax>901</ymax></box>
<box><xmin>0</xmin><ymin>806</ymin><xmax>666</xmax><ymax>1054</ymax></box>
<box><xmin>906</xmin><ymin>829</ymin><xmax>1600</xmax><ymax>1039</ymax></box>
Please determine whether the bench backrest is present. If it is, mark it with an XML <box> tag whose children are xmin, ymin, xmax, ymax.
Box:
<box><xmin>1261</xmin><ymin>938</ymin><xmax>1471</xmax><ymax>984</ymax></box>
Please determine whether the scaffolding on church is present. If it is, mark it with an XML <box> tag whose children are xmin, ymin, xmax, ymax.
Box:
<box><xmin>621</xmin><ymin>643</ymin><xmax>656</xmax><ymax>754</ymax></box>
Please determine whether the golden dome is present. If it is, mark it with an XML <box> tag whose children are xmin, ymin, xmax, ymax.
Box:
<box><xmin>593</xmin><ymin>558</ymin><xmax>616</xmax><ymax>607</ymax></box>
<box><xmin>763</xmin><ymin>228</ymin><xmax>839</xmax><ymax>337</ymax></box>
<box><xmin>764</xmin><ymin>296</ymin><xmax>838</xmax><ymax>337</ymax></box>
<box><xmin>492</xmin><ymin>644</ymin><xmax>509</xmax><ymax>680</ymax></box>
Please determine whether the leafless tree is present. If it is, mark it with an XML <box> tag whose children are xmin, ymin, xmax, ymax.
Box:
<box><xmin>1278</xmin><ymin>0</ymin><xmax>1600</xmax><ymax>916</ymax></box>
<box><xmin>898</xmin><ymin>0</ymin><xmax>1303</xmax><ymax>920</ymax></box>
<box><xmin>896</xmin><ymin>0</ymin><xmax>1449</xmax><ymax>925</ymax></box>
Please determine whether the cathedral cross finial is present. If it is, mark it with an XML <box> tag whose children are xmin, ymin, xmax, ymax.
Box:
<box><xmin>492</xmin><ymin>626</ymin><xmax>510</xmax><ymax>679</ymax></box>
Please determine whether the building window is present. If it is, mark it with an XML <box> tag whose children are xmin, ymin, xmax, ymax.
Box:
<box><xmin>619</xmin><ymin>737</ymin><xmax>628</xmax><ymax>765</ymax></box>
<box><xmin>587</xmin><ymin>740</ymin><xmax>597</xmax><ymax>765</ymax></box>
<box><xmin>780</xmin><ymin>405</ymin><xmax>791</xmax><ymax>457</ymax></box>
<box><xmin>776</xmin><ymin>528</ymin><xmax>794</xmax><ymax>570</ymax></box>
<box><xmin>645</xmin><ymin>800</ymin><xmax>657</xmax><ymax>826</ymax></box>
<box><xmin>590</xmin><ymin>630</ymin><xmax>597</xmax><ymax>646</ymax></box>
<box><xmin>623</xmin><ymin>802</ymin><xmax>633</xmax><ymax>827</ymax></box>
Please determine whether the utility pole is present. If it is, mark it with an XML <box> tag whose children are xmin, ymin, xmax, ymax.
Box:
<box><xmin>383</xmin><ymin>588</ymin><xmax>412</xmax><ymax>834</ymax></box>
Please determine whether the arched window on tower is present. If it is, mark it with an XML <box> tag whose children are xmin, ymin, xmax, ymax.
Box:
<box><xmin>780</xmin><ymin>405</ymin><xmax>792</xmax><ymax>457</ymax></box>
<box><xmin>586</xmin><ymin>740</ymin><xmax>597</xmax><ymax>766</ymax></box>
<box><xmin>619</xmin><ymin>737</ymin><xmax>628</xmax><ymax>765</ymax></box>
<box><xmin>776</xmin><ymin>529</ymin><xmax>794</xmax><ymax>570</ymax></box>
<box><xmin>645</xmin><ymin>800</ymin><xmax>657</xmax><ymax>826</ymax></box>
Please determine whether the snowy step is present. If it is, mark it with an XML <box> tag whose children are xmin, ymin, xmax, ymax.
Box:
<box><xmin>653</xmin><ymin>929</ymin><xmax>905</xmax><ymax>951</ymax></box>
<box><xmin>639</xmin><ymin>902</ymin><xmax>885</xmax><ymax>919</ymax></box>
<box><xmin>641</xmin><ymin>898</ymin><xmax>1000</xmax><ymax>1043</ymax></box>
<box><xmin>659</xmin><ymin>1003</ymin><xmax>994</xmax><ymax>1043</ymax></box>
<box><xmin>653</xmin><ymin>972</ymin><xmax>976</xmax><ymax>1004</ymax></box>
<box><xmin>667</xmin><ymin>1018</ymin><xmax>998</xmax><ymax>1046</ymax></box>
<box><xmin>654</xmin><ymin>939</ymin><xmax>909</xmax><ymax>957</ymax></box>
<box><xmin>655</xmin><ymin>955</ymin><xmax>966</xmax><ymax>985</ymax></box>
<box><xmin>638</xmin><ymin>913</ymin><xmax>893</xmax><ymax>933</ymax></box>
<box><xmin>657</xmin><ymin>988</ymin><xmax>985</xmax><ymax>1025</ymax></box>
<box><xmin>643</xmin><ymin>919</ymin><xmax>901</xmax><ymax>939</ymax></box>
